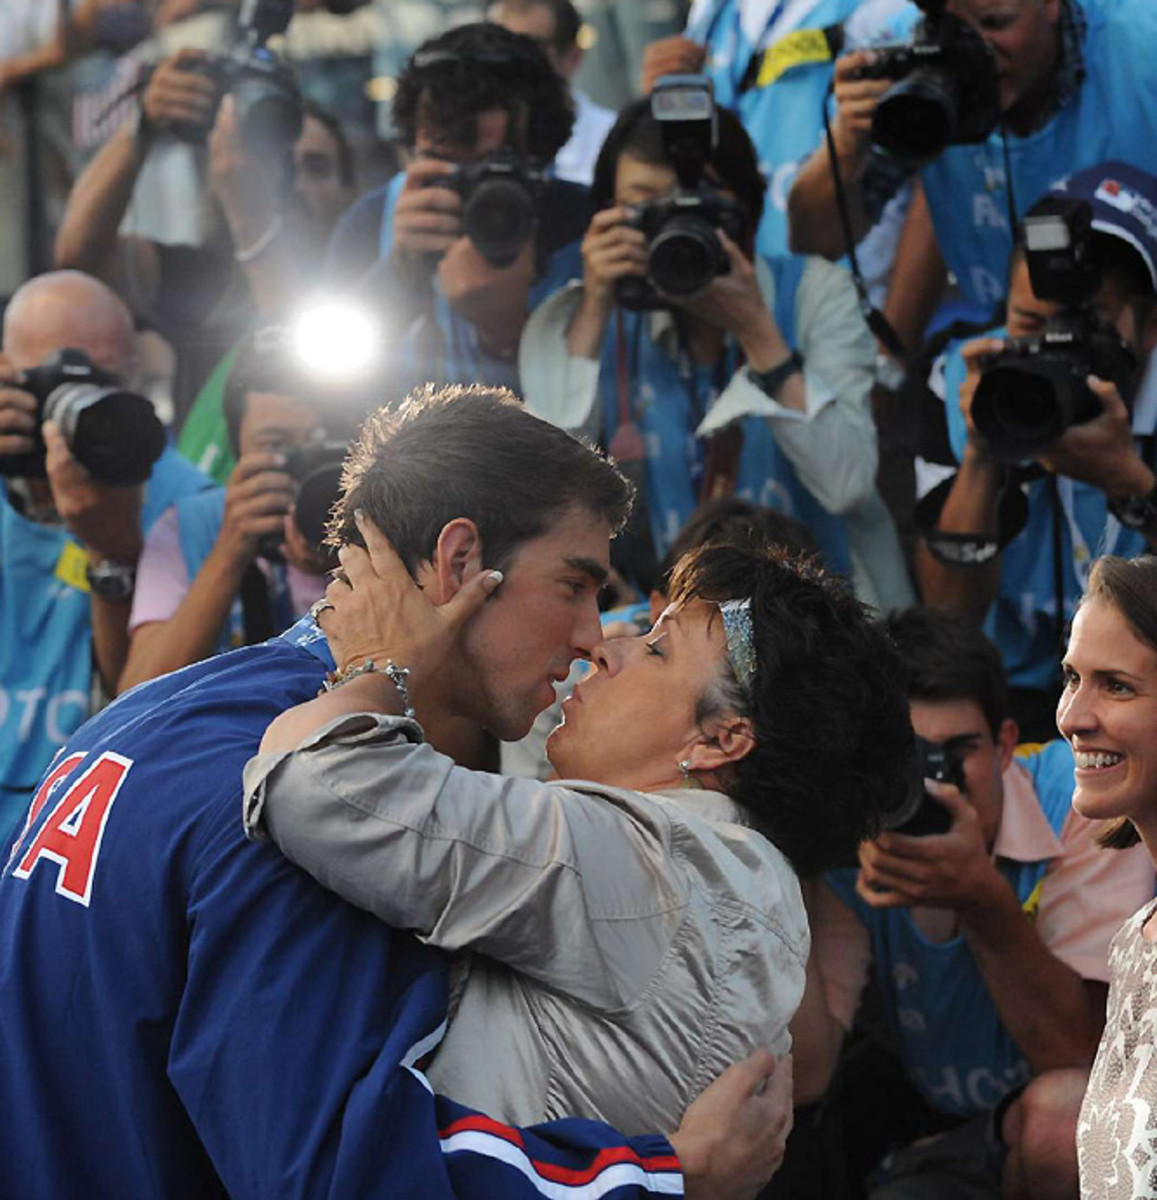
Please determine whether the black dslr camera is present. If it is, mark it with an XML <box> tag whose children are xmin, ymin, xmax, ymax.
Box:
<box><xmin>258</xmin><ymin>440</ymin><xmax>347</xmax><ymax>563</ymax></box>
<box><xmin>0</xmin><ymin>349</ymin><xmax>165</xmax><ymax>486</ymax></box>
<box><xmin>880</xmin><ymin>734</ymin><xmax>966</xmax><ymax>837</ymax></box>
<box><xmin>177</xmin><ymin>0</ymin><xmax>302</xmax><ymax>154</ymax></box>
<box><xmin>858</xmin><ymin>0</ymin><xmax>1000</xmax><ymax>165</ymax></box>
<box><xmin>436</xmin><ymin>150</ymin><xmax>550</xmax><ymax>268</ymax></box>
<box><xmin>971</xmin><ymin>197</ymin><xmax>1138</xmax><ymax>462</ymax></box>
<box><xmin>617</xmin><ymin>75</ymin><xmax>748</xmax><ymax>312</ymax></box>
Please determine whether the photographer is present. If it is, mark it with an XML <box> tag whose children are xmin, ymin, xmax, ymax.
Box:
<box><xmin>119</xmin><ymin>328</ymin><xmax>334</xmax><ymax>691</ymax></box>
<box><xmin>487</xmin><ymin>0</ymin><xmax>616</xmax><ymax>187</ymax></box>
<box><xmin>519</xmin><ymin>87</ymin><xmax>911</xmax><ymax>609</ymax></box>
<box><xmin>790</xmin><ymin>607</ymin><xmax>1153</xmax><ymax>1199</ymax></box>
<box><xmin>788</xmin><ymin>0</ymin><xmax>1157</xmax><ymax>322</ymax></box>
<box><xmin>54</xmin><ymin>45</ymin><xmax>355</xmax><ymax>418</ymax></box>
<box><xmin>916</xmin><ymin>163</ymin><xmax>1157</xmax><ymax>742</ymax></box>
<box><xmin>324</xmin><ymin>22</ymin><xmax>589</xmax><ymax>401</ymax></box>
<box><xmin>0</xmin><ymin>271</ymin><xmax>209</xmax><ymax>847</ymax></box>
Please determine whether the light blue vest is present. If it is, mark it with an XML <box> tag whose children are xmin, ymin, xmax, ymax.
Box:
<box><xmin>938</xmin><ymin>331</ymin><xmax>1147</xmax><ymax>690</ymax></box>
<box><xmin>0</xmin><ymin>446</ymin><xmax>209</xmax><ymax>843</ymax></box>
<box><xmin>920</xmin><ymin>0</ymin><xmax>1157</xmax><ymax>311</ymax></box>
<box><xmin>595</xmin><ymin>254</ymin><xmax>851</xmax><ymax>574</ymax></box>
<box><xmin>172</xmin><ymin>487</ymin><xmax>295</xmax><ymax>656</ymax></box>
<box><xmin>689</xmin><ymin>0</ymin><xmax>864</xmax><ymax>265</ymax></box>
<box><xmin>826</xmin><ymin>740</ymin><xmax>1076</xmax><ymax>1118</ymax></box>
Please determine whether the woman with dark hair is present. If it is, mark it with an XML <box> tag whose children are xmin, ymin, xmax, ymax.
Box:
<box><xmin>1060</xmin><ymin>555</ymin><xmax>1157</xmax><ymax>1197</ymax></box>
<box><xmin>519</xmin><ymin>96</ymin><xmax>911</xmax><ymax>610</ymax></box>
<box><xmin>243</xmin><ymin>517</ymin><xmax>913</xmax><ymax>1135</ymax></box>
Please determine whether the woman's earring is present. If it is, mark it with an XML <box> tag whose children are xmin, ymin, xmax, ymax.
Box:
<box><xmin>679</xmin><ymin>760</ymin><xmax>692</xmax><ymax>780</ymax></box>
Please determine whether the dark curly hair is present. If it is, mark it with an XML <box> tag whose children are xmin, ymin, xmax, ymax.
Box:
<box><xmin>668</xmin><ymin>544</ymin><xmax>913</xmax><ymax>876</ymax></box>
<box><xmin>393</xmin><ymin>22</ymin><xmax>574</xmax><ymax>163</ymax></box>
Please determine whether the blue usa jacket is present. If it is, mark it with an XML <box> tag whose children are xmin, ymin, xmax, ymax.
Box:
<box><xmin>0</xmin><ymin>620</ymin><xmax>680</xmax><ymax>1198</ymax></box>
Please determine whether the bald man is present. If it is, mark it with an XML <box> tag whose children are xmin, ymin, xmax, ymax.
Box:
<box><xmin>0</xmin><ymin>270</ymin><xmax>209</xmax><ymax>847</ymax></box>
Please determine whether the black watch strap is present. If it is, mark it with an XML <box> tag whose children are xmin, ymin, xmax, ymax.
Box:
<box><xmin>85</xmin><ymin>559</ymin><xmax>137</xmax><ymax>602</ymax></box>
<box><xmin>1108</xmin><ymin>481</ymin><xmax>1157</xmax><ymax>532</ymax></box>
<box><xmin>746</xmin><ymin>351</ymin><xmax>804</xmax><ymax>400</ymax></box>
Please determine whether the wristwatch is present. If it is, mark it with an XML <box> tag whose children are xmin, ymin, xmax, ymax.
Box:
<box><xmin>1108</xmin><ymin>481</ymin><xmax>1157</xmax><ymax>533</ymax></box>
<box><xmin>85</xmin><ymin>559</ymin><xmax>137</xmax><ymax>602</ymax></box>
<box><xmin>746</xmin><ymin>351</ymin><xmax>804</xmax><ymax>400</ymax></box>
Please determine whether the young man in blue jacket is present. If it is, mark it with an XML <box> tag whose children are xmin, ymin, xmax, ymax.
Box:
<box><xmin>0</xmin><ymin>383</ymin><xmax>789</xmax><ymax>1199</ymax></box>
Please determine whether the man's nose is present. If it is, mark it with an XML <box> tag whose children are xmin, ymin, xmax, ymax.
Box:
<box><xmin>572</xmin><ymin>595</ymin><xmax>604</xmax><ymax>659</ymax></box>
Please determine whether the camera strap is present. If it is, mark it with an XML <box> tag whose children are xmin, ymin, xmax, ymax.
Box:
<box><xmin>820</xmin><ymin>83</ymin><xmax>908</xmax><ymax>361</ymax></box>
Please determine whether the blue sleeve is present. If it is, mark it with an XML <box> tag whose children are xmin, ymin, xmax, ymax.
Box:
<box><xmin>324</xmin><ymin>181</ymin><xmax>395</xmax><ymax>287</ymax></box>
<box><xmin>170</xmin><ymin>791</ymin><xmax>681</xmax><ymax>1198</ymax></box>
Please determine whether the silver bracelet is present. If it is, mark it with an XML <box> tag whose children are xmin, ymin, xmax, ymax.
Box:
<box><xmin>321</xmin><ymin>657</ymin><xmax>416</xmax><ymax>719</ymax></box>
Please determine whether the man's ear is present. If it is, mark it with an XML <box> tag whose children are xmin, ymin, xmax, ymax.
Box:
<box><xmin>684</xmin><ymin>715</ymin><xmax>756</xmax><ymax>775</ymax></box>
<box><xmin>428</xmin><ymin>518</ymin><xmax>484</xmax><ymax>606</ymax></box>
<box><xmin>647</xmin><ymin>590</ymin><xmax>667</xmax><ymax>625</ymax></box>
<box><xmin>996</xmin><ymin>716</ymin><xmax>1020</xmax><ymax>772</ymax></box>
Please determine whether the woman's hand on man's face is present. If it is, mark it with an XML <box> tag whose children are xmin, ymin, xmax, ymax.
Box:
<box><xmin>318</xmin><ymin>513</ymin><xmax>503</xmax><ymax>701</ymax></box>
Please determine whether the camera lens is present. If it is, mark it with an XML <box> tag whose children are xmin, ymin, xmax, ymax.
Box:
<box><xmin>463</xmin><ymin>179</ymin><xmax>536</xmax><ymax>268</ymax></box>
<box><xmin>43</xmin><ymin>384</ymin><xmax>165</xmax><ymax>486</ymax></box>
<box><xmin>294</xmin><ymin>460</ymin><xmax>344</xmax><ymax>552</ymax></box>
<box><xmin>648</xmin><ymin>214</ymin><xmax>720</xmax><ymax>298</ymax></box>
<box><xmin>971</xmin><ymin>356</ymin><xmax>1092</xmax><ymax>462</ymax></box>
<box><xmin>872</xmin><ymin>70</ymin><xmax>958</xmax><ymax>163</ymax></box>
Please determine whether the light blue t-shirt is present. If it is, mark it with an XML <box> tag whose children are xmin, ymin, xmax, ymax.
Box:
<box><xmin>592</xmin><ymin>254</ymin><xmax>851</xmax><ymax>576</ymax></box>
<box><xmin>688</xmin><ymin>0</ymin><xmax>866</xmax><ymax>265</ymax></box>
<box><xmin>936</xmin><ymin>331</ymin><xmax>1148</xmax><ymax>691</ymax></box>
<box><xmin>826</xmin><ymin>739</ymin><xmax>1076</xmax><ymax>1118</ymax></box>
<box><xmin>0</xmin><ymin>445</ymin><xmax>210</xmax><ymax>846</ymax></box>
<box><xmin>919</xmin><ymin>0</ymin><xmax>1157</xmax><ymax>312</ymax></box>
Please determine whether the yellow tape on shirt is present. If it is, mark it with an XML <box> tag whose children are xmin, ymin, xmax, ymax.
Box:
<box><xmin>55</xmin><ymin>540</ymin><xmax>91</xmax><ymax>593</ymax></box>
<box><xmin>755</xmin><ymin>28</ymin><xmax>834</xmax><ymax>89</ymax></box>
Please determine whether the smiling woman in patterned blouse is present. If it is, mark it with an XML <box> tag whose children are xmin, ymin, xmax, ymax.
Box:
<box><xmin>1060</xmin><ymin>556</ymin><xmax>1157</xmax><ymax>1198</ymax></box>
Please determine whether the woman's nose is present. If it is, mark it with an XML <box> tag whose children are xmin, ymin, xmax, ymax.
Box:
<box><xmin>1057</xmin><ymin>682</ymin><xmax>1095</xmax><ymax>738</ymax></box>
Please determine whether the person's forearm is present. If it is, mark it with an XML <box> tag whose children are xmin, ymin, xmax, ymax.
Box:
<box><xmin>119</xmin><ymin>544</ymin><xmax>249</xmax><ymax>690</ymax></box>
<box><xmin>961</xmin><ymin>876</ymin><xmax>1104</xmax><ymax>1070</ymax></box>
<box><xmin>54</xmin><ymin>125</ymin><xmax>142</xmax><ymax>276</ymax></box>
<box><xmin>566</xmin><ymin>291</ymin><xmax>614</xmax><ymax>361</ymax></box>
<box><xmin>91</xmin><ymin>598</ymin><xmax>133</xmax><ymax>695</ymax></box>
<box><xmin>882</xmin><ymin>184</ymin><xmax>946</xmax><ymax>353</ymax></box>
<box><xmin>226</xmin><ymin>205</ymin><xmax>315</xmax><ymax>316</ymax></box>
<box><xmin>788</xmin><ymin>142</ymin><xmax>873</xmax><ymax>260</ymax></box>
<box><xmin>916</xmin><ymin>447</ymin><xmax>1002</xmax><ymax>618</ymax></box>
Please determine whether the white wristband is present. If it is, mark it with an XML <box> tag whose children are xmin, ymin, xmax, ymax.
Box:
<box><xmin>234</xmin><ymin>214</ymin><xmax>283</xmax><ymax>264</ymax></box>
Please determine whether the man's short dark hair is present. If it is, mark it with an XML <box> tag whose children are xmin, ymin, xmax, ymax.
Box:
<box><xmin>491</xmin><ymin>0</ymin><xmax>582</xmax><ymax>55</ymax></box>
<box><xmin>669</xmin><ymin>544</ymin><xmax>913</xmax><ymax>876</ymax></box>
<box><xmin>393</xmin><ymin>22</ymin><xmax>574</xmax><ymax>162</ymax></box>
<box><xmin>222</xmin><ymin>331</ymin><xmax>304</xmax><ymax>457</ymax></box>
<box><xmin>884</xmin><ymin>607</ymin><xmax>1009</xmax><ymax>738</ymax></box>
<box><xmin>590</xmin><ymin>98</ymin><xmax>767</xmax><ymax>237</ymax></box>
<box><xmin>328</xmin><ymin>384</ymin><xmax>633</xmax><ymax>574</ymax></box>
